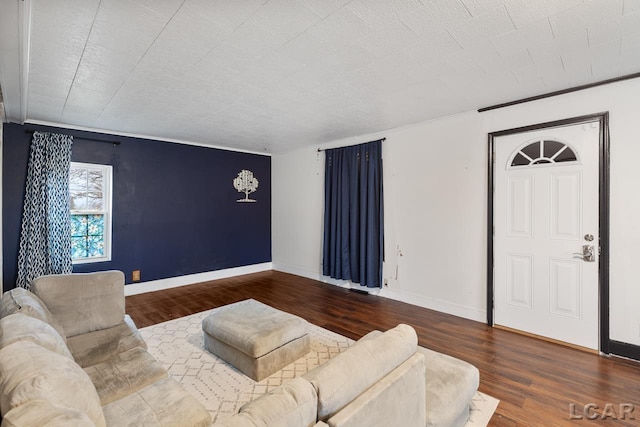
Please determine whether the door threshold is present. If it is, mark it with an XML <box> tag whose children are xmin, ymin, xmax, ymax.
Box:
<box><xmin>494</xmin><ymin>324</ymin><xmax>599</xmax><ymax>355</ymax></box>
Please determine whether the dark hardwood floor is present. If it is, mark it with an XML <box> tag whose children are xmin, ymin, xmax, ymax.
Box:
<box><xmin>126</xmin><ymin>270</ymin><xmax>640</xmax><ymax>426</ymax></box>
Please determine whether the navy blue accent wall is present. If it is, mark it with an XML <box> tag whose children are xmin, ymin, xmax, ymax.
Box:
<box><xmin>2</xmin><ymin>123</ymin><xmax>271</xmax><ymax>288</ymax></box>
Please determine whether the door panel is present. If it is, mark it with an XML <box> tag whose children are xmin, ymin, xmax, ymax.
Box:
<box><xmin>550</xmin><ymin>172</ymin><xmax>581</xmax><ymax>240</ymax></box>
<box><xmin>506</xmin><ymin>254</ymin><xmax>533</xmax><ymax>308</ymax></box>
<box><xmin>493</xmin><ymin>121</ymin><xmax>600</xmax><ymax>350</ymax></box>
<box><xmin>507</xmin><ymin>176</ymin><xmax>533</xmax><ymax>238</ymax></box>
<box><xmin>549</xmin><ymin>258</ymin><xmax>581</xmax><ymax>318</ymax></box>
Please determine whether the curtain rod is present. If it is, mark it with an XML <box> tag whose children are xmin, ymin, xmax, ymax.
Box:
<box><xmin>317</xmin><ymin>137</ymin><xmax>385</xmax><ymax>152</ymax></box>
<box><xmin>25</xmin><ymin>130</ymin><xmax>121</xmax><ymax>146</ymax></box>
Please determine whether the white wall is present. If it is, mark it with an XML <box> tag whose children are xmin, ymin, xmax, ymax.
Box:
<box><xmin>272</xmin><ymin>77</ymin><xmax>640</xmax><ymax>346</ymax></box>
<box><xmin>273</xmin><ymin>113</ymin><xmax>488</xmax><ymax>322</ymax></box>
<box><xmin>272</xmin><ymin>149</ymin><xmax>326</xmax><ymax>279</ymax></box>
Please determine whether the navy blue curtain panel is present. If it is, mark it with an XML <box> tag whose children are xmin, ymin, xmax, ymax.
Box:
<box><xmin>322</xmin><ymin>139</ymin><xmax>384</xmax><ymax>288</ymax></box>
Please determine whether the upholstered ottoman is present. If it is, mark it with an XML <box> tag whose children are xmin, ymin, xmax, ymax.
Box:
<box><xmin>202</xmin><ymin>299</ymin><xmax>310</xmax><ymax>381</ymax></box>
<box><xmin>418</xmin><ymin>346</ymin><xmax>480</xmax><ymax>427</ymax></box>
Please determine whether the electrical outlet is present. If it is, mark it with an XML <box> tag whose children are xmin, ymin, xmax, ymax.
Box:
<box><xmin>132</xmin><ymin>270</ymin><xmax>141</xmax><ymax>282</ymax></box>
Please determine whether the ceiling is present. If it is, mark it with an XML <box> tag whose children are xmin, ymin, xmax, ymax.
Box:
<box><xmin>1</xmin><ymin>0</ymin><xmax>639</xmax><ymax>153</ymax></box>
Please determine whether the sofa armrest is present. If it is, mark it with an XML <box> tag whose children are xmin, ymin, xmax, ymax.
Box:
<box><xmin>326</xmin><ymin>352</ymin><xmax>426</xmax><ymax>427</ymax></box>
<box><xmin>0</xmin><ymin>287</ymin><xmax>67</xmax><ymax>339</ymax></box>
<box><xmin>304</xmin><ymin>324</ymin><xmax>417</xmax><ymax>421</ymax></box>
<box><xmin>32</xmin><ymin>271</ymin><xmax>125</xmax><ymax>338</ymax></box>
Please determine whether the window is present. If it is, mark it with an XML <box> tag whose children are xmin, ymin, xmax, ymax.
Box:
<box><xmin>69</xmin><ymin>162</ymin><xmax>112</xmax><ymax>263</ymax></box>
<box><xmin>509</xmin><ymin>140</ymin><xmax>578</xmax><ymax>168</ymax></box>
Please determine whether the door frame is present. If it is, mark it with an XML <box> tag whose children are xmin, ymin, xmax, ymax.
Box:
<box><xmin>487</xmin><ymin>112</ymin><xmax>610</xmax><ymax>354</ymax></box>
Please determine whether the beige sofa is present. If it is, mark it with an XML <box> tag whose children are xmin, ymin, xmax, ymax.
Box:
<box><xmin>0</xmin><ymin>271</ymin><xmax>210</xmax><ymax>427</ymax></box>
<box><xmin>214</xmin><ymin>324</ymin><xmax>427</xmax><ymax>427</ymax></box>
<box><xmin>214</xmin><ymin>324</ymin><xmax>480</xmax><ymax>427</ymax></box>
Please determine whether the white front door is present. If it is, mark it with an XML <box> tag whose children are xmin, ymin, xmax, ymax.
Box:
<box><xmin>493</xmin><ymin>120</ymin><xmax>600</xmax><ymax>350</ymax></box>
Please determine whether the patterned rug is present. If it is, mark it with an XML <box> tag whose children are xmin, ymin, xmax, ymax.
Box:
<box><xmin>140</xmin><ymin>307</ymin><xmax>499</xmax><ymax>426</ymax></box>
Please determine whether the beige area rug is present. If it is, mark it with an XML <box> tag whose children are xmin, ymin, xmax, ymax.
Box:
<box><xmin>140</xmin><ymin>307</ymin><xmax>499</xmax><ymax>426</ymax></box>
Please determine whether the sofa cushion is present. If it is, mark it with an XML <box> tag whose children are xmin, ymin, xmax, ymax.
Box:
<box><xmin>214</xmin><ymin>377</ymin><xmax>317</xmax><ymax>427</ymax></box>
<box><xmin>32</xmin><ymin>270</ymin><xmax>125</xmax><ymax>337</ymax></box>
<box><xmin>0</xmin><ymin>287</ymin><xmax>66</xmax><ymax>339</ymax></box>
<box><xmin>67</xmin><ymin>315</ymin><xmax>146</xmax><ymax>368</ymax></box>
<box><xmin>0</xmin><ymin>341</ymin><xmax>106</xmax><ymax>427</ymax></box>
<box><xmin>2</xmin><ymin>399</ymin><xmax>95</xmax><ymax>426</ymax></box>
<box><xmin>303</xmin><ymin>323</ymin><xmax>417</xmax><ymax>421</ymax></box>
<box><xmin>102</xmin><ymin>377</ymin><xmax>211</xmax><ymax>427</ymax></box>
<box><xmin>84</xmin><ymin>346</ymin><xmax>168</xmax><ymax>405</ymax></box>
<box><xmin>0</xmin><ymin>313</ymin><xmax>73</xmax><ymax>359</ymax></box>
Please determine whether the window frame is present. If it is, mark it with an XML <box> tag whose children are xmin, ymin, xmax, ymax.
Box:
<box><xmin>69</xmin><ymin>161</ymin><xmax>113</xmax><ymax>264</ymax></box>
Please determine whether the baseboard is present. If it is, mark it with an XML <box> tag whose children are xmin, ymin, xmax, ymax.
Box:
<box><xmin>124</xmin><ymin>263</ymin><xmax>273</xmax><ymax>296</ymax></box>
<box><xmin>272</xmin><ymin>263</ymin><xmax>380</xmax><ymax>293</ymax></box>
<box><xmin>273</xmin><ymin>263</ymin><xmax>485</xmax><ymax>322</ymax></box>
<box><xmin>380</xmin><ymin>288</ymin><xmax>486</xmax><ymax>323</ymax></box>
<box><xmin>272</xmin><ymin>263</ymin><xmax>324</xmax><ymax>283</ymax></box>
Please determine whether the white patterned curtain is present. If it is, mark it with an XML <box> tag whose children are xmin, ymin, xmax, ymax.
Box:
<box><xmin>17</xmin><ymin>131</ymin><xmax>74</xmax><ymax>289</ymax></box>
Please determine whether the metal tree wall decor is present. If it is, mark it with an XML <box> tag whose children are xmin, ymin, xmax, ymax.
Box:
<box><xmin>233</xmin><ymin>170</ymin><xmax>259</xmax><ymax>203</ymax></box>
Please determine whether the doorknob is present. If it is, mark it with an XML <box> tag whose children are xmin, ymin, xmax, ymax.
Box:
<box><xmin>573</xmin><ymin>245</ymin><xmax>595</xmax><ymax>262</ymax></box>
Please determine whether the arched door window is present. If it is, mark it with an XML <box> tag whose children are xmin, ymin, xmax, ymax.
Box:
<box><xmin>509</xmin><ymin>140</ymin><xmax>578</xmax><ymax>168</ymax></box>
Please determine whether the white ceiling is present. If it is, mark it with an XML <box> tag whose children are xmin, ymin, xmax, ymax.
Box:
<box><xmin>1</xmin><ymin>0</ymin><xmax>639</xmax><ymax>153</ymax></box>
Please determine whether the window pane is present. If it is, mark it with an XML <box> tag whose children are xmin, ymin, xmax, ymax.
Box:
<box><xmin>71</xmin><ymin>237</ymin><xmax>88</xmax><ymax>259</ymax></box>
<box><xmin>87</xmin><ymin>214</ymin><xmax>104</xmax><ymax>236</ymax></box>
<box><xmin>88</xmin><ymin>170</ymin><xmax>103</xmax><ymax>192</ymax></box>
<box><xmin>69</xmin><ymin>169</ymin><xmax>87</xmax><ymax>191</ymax></box>
<box><xmin>521</xmin><ymin>142</ymin><xmax>540</xmax><ymax>160</ymax></box>
<box><xmin>555</xmin><ymin>148</ymin><xmax>578</xmax><ymax>163</ymax></box>
<box><xmin>87</xmin><ymin>192</ymin><xmax>104</xmax><ymax>210</ymax></box>
<box><xmin>543</xmin><ymin>140</ymin><xmax>565</xmax><ymax>158</ymax></box>
<box><xmin>511</xmin><ymin>153</ymin><xmax>529</xmax><ymax>166</ymax></box>
<box><xmin>70</xmin><ymin>214</ymin><xmax>88</xmax><ymax>237</ymax></box>
<box><xmin>87</xmin><ymin>235</ymin><xmax>104</xmax><ymax>257</ymax></box>
<box><xmin>70</xmin><ymin>191</ymin><xmax>88</xmax><ymax>210</ymax></box>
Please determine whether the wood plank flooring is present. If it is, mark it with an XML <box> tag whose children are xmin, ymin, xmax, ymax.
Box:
<box><xmin>126</xmin><ymin>270</ymin><xmax>640</xmax><ymax>426</ymax></box>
